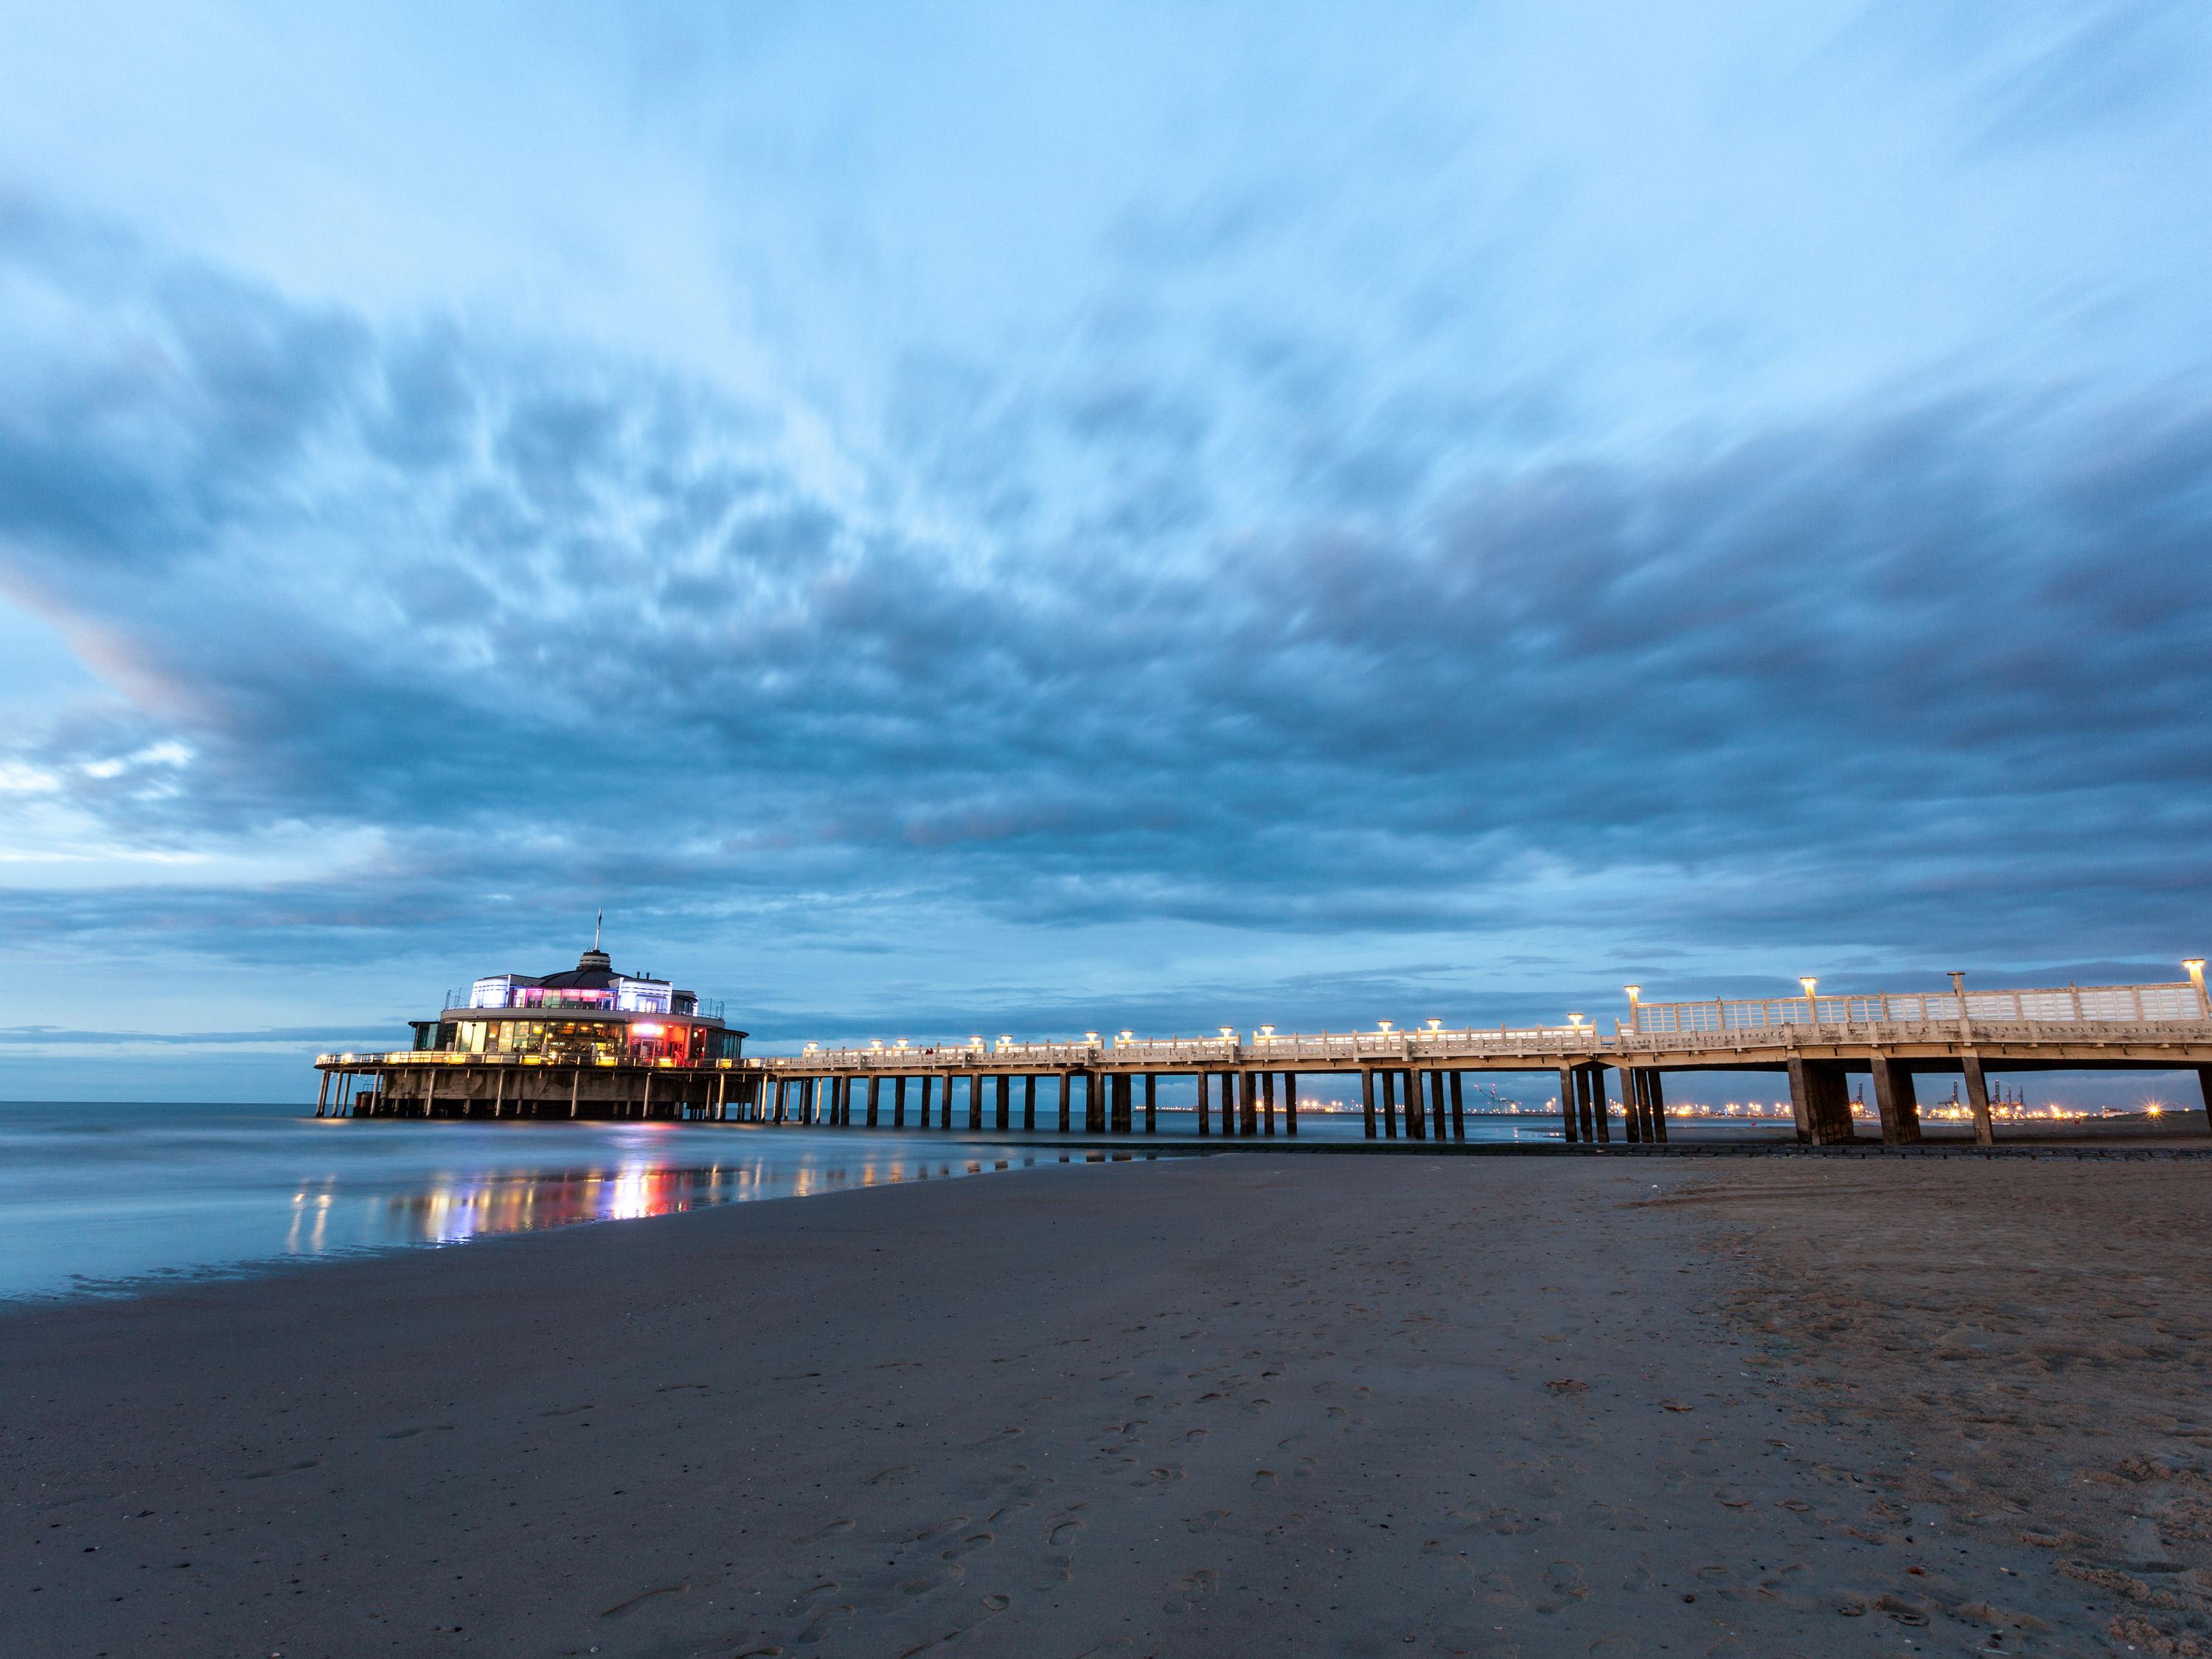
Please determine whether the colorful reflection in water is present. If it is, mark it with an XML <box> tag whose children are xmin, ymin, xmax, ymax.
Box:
<box><xmin>0</xmin><ymin>1102</ymin><xmax>1146</xmax><ymax>1304</ymax></box>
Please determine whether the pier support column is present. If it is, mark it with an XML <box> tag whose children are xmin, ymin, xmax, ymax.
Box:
<box><xmin>968</xmin><ymin>1073</ymin><xmax>983</xmax><ymax>1132</ymax></box>
<box><xmin>1648</xmin><ymin>1071</ymin><xmax>1668</xmax><ymax>1142</ymax></box>
<box><xmin>1559</xmin><ymin>1065</ymin><xmax>1579</xmax><ymax>1143</ymax></box>
<box><xmin>316</xmin><ymin>1071</ymin><xmax>330</xmax><ymax>1117</ymax></box>
<box><xmin>1381</xmin><ymin>1069</ymin><xmax>1399</xmax><ymax>1138</ymax></box>
<box><xmin>1448</xmin><ymin>1071</ymin><xmax>1464</xmax><ymax>1140</ymax></box>
<box><xmin>1361</xmin><ymin>1068</ymin><xmax>1377</xmax><ymax>1138</ymax></box>
<box><xmin>1429</xmin><ymin>1069</ymin><xmax>1447</xmax><ymax>1140</ymax></box>
<box><xmin>1588</xmin><ymin>1068</ymin><xmax>1610</xmax><ymax>1144</ymax></box>
<box><xmin>893</xmin><ymin>1075</ymin><xmax>908</xmax><ymax>1127</ymax></box>
<box><xmin>996</xmin><ymin>1074</ymin><xmax>1011</xmax><ymax>1132</ymax></box>
<box><xmin>917</xmin><ymin>1075</ymin><xmax>933</xmax><ymax>1128</ymax></box>
<box><xmin>1023</xmin><ymin>1074</ymin><xmax>1037</xmax><ymax>1132</ymax></box>
<box><xmin>1262</xmin><ymin>1071</ymin><xmax>1276</xmax><ymax>1135</ymax></box>
<box><xmin>1058</xmin><ymin>1071</ymin><xmax>1071</xmax><ymax>1133</ymax></box>
<box><xmin>1962</xmin><ymin>1054</ymin><xmax>1994</xmax><ymax>1147</ymax></box>
<box><xmin>1869</xmin><ymin>1053</ymin><xmax>1923</xmax><ymax>1147</ymax></box>
<box><xmin>1573</xmin><ymin>1068</ymin><xmax>1593</xmax><ymax>1141</ymax></box>
<box><xmin>1197</xmin><ymin>1070</ymin><xmax>1211</xmax><ymax>1136</ymax></box>
<box><xmin>866</xmin><ymin>1074</ymin><xmax>880</xmax><ymax>1127</ymax></box>
<box><xmin>1284</xmin><ymin>1073</ymin><xmax>1298</xmax><ymax>1136</ymax></box>
<box><xmin>1786</xmin><ymin>1056</ymin><xmax>1853</xmax><ymax>1144</ymax></box>
<box><xmin>1619</xmin><ymin>1068</ymin><xmax>1641</xmax><ymax>1143</ymax></box>
<box><xmin>1144</xmin><ymin>1073</ymin><xmax>1156</xmax><ymax>1134</ymax></box>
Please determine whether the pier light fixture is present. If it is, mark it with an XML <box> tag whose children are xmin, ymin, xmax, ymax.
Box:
<box><xmin>999</xmin><ymin>1034</ymin><xmax>1014</xmax><ymax>1048</ymax></box>
<box><xmin>1220</xmin><ymin>1026</ymin><xmax>1236</xmax><ymax>1040</ymax></box>
<box><xmin>2187</xmin><ymin>959</ymin><xmax>2209</xmax><ymax>1015</ymax></box>
<box><xmin>1425</xmin><ymin>1018</ymin><xmax>1442</xmax><ymax>1032</ymax></box>
<box><xmin>1085</xmin><ymin>1032</ymin><xmax>1100</xmax><ymax>1046</ymax></box>
<box><xmin>804</xmin><ymin>1042</ymin><xmax>819</xmax><ymax>1054</ymax></box>
<box><xmin>1377</xmin><ymin>1020</ymin><xmax>1394</xmax><ymax>1033</ymax></box>
<box><xmin>1259</xmin><ymin>1025</ymin><xmax>1275</xmax><ymax>1039</ymax></box>
<box><xmin>1799</xmin><ymin>976</ymin><xmax>1818</xmax><ymax>998</ymax></box>
<box><xmin>1119</xmin><ymin>1029</ymin><xmax>1134</xmax><ymax>1044</ymax></box>
<box><xmin>1624</xmin><ymin>985</ymin><xmax>1641</xmax><ymax>1002</ymax></box>
<box><xmin>895</xmin><ymin>1037</ymin><xmax>909</xmax><ymax>1049</ymax></box>
<box><xmin>1568</xmin><ymin>1012</ymin><xmax>1585</xmax><ymax>1029</ymax></box>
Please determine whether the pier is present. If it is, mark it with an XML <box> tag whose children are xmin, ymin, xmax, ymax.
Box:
<box><xmin>316</xmin><ymin>965</ymin><xmax>2212</xmax><ymax>1147</ymax></box>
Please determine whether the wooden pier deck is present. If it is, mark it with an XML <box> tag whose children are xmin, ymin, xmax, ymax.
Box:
<box><xmin>316</xmin><ymin>969</ymin><xmax>2212</xmax><ymax>1147</ymax></box>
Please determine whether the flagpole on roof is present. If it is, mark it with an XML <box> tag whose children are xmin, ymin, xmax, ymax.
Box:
<box><xmin>594</xmin><ymin>908</ymin><xmax>602</xmax><ymax>951</ymax></box>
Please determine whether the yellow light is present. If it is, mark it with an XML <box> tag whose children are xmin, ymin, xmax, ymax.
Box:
<box><xmin>1426</xmin><ymin>1018</ymin><xmax>1441</xmax><ymax>1031</ymax></box>
<box><xmin>1624</xmin><ymin>985</ymin><xmax>1641</xmax><ymax>1000</ymax></box>
<box><xmin>1800</xmin><ymin>976</ymin><xmax>1818</xmax><ymax>997</ymax></box>
<box><xmin>1377</xmin><ymin>1020</ymin><xmax>1394</xmax><ymax>1032</ymax></box>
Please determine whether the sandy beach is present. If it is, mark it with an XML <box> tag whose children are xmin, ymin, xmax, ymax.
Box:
<box><xmin>5</xmin><ymin>1148</ymin><xmax>2206</xmax><ymax>1658</ymax></box>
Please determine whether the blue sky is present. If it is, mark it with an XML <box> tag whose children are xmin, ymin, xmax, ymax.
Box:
<box><xmin>1</xmin><ymin>1</ymin><xmax>2208</xmax><ymax>1098</ymax></box>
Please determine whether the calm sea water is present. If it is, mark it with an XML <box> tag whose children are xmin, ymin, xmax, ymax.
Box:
<box><xmin>0</xmin><ymin>1101</ymin><xmax>1579</xmax><ymax>1305</ymax></box>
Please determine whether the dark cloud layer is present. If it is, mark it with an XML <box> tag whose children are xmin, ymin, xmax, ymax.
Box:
<box><xmin>1</xmin><ymin>188</ymin><xmax>2208</xmax><ymax>1044</ymax></box>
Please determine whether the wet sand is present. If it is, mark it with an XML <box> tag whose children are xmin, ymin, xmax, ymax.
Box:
<box><xmin>3</xmin><ymin>1151</ymin><xmax>2200</xmax><ymax>1656</ymax></box>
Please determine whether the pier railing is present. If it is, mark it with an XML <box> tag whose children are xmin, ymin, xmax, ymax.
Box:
<box><xmin>1627</xmin><ymin>981</ymin><xmax>2207</xmax><ymax>1035</ymax></box>
<box><xmin>320</xmin><ymin>975</ymin><xmax>2212</xmax><ymax>1077</ymax></box>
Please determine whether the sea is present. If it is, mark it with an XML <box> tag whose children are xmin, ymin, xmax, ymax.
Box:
<box><xmin>0</xmin><ymin>1099</ymin><xmax>1567</xmax><ymax>1304</ymax></box>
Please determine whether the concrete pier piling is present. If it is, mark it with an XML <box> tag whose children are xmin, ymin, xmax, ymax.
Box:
<box><xmin>1868</xmin><ymin>1052</ymin><xmax>1921</xmax><ymax>1147</ymax></box>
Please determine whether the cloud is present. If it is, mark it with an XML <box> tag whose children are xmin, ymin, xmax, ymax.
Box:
<box><xmin>0</xmin><ymin>2</ymin><xmax>2208</xmax><ymax>1067</ymax></box>
<box><xmin>2</xmin><ymin>191</ymin><xmax>2208</xmax><ymax>1003</ymax></box>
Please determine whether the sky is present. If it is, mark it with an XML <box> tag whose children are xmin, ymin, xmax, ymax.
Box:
<box><xmin>1</xmin><ymin>1</ymin><xmax>2208</xmax><ymax>1099</ymax></box>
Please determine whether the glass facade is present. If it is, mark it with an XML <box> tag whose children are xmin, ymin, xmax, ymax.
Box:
<box><xmin>408</xmin><ymin>1015</ymin><xmax>740</xmax><ymax>1063</ymax></box>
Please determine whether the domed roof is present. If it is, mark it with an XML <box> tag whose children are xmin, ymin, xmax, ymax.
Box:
<box><xmin>532</xmin><ymin>945</ymin><xmax>632</xmax><ymax>992</ymax></box>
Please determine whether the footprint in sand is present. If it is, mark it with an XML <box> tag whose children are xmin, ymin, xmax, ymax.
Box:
<box><xmin>980</xmin><ymin>1593</ymin><xmax>1011</xmax><ymax>1613</ymax></box>
<box><xmin>1276</xmin><ymin>1433</ymin><xmax>1309</xmax><ymax>1450</ymax></box>
<box><xmin>796</xmin><ymin>1517</ymin><xmax>856</xmax><ymax>1543</ymax></box>
<box><xmin>796</xmin><ymin>1603</ymin><xmax>854</xmax><ymax>1642</ymax></box>
<box><xmin>1028</xmin><ymin>1554</ymin><xmax>1074</xmax><ymax>1589</ymax></box>
<box><xmin>1163</xmin><ymin>1568</ymin><xmax>1220</xmax><ymax>1614</ymax></box>
<box><xmin>1048</xmin><ymin>1517</ymin><xmax>1087</xmax><ymax>1546</ymax></box>
<box><xmin>1531</xmin><ymin>1560</ymin><xmax>1588</xmax><ymax>1613</ymax></box>
<box><xmin>970</xmin><ymin>1427</ymin><xmax>1026</xmax><ymax>1449</ymax></box>
<box><xmin>868</xmin><ymin>1465</ymin><xmax>919</xmax><ymax>1486</ymax></box>
<box><xmin>1294</xmin><ymin>1456</ymin><xmax>1320</xmax><ymax>1479</ymax></box>
<box><xmin>1251</xmin><ymin>1470</ymin><xmax>1278</xmax><ymax>1491</ymax></box>
<box><xmin>1177</xmin><ymin>1429</ymin><xmax>1209</xmax><ymax>1446</ymax></box>
<box><xmin>1183</xmin><ymin>1509</ymin><xmax>1229</xmax><ymax>1533</ymax></box>
<box><xmin>599</xmin><ymin>1582</ymin><xmax>688</xmax><ymax>1618</ymax></box>
<box><xmin>898</xmin><ymin>1562</ymin><xmax>966</xmax><ymax>1598</ymax></box>
<box><xmin>383</xmin><ymin>1425</ymin><xmax>455</xmax><ymax>1439</ymax></box>
<box><xmin>1133</xmin><ymin>1464</ymin><xmax>1184</xmax><ymax>1488</ymax></box>
<box><xmin>1239</xmin><ymin>1397</ymin><xmax>1273</xmax><ymax>1417</ymax></box>
<box><xmin>789</xmin><ymin>1579</ymin><xmax>841</xmax><ymax>1613</ymax></box>
<box><xmin>939</xmin><ymin>1531</ymin><xmax>995</xmax><ymax>1560</ymax></box>
<box><xmin>911</xmin><ymin>1516</ymin><xmax>972</xmax><ymax>1544</ymax></box>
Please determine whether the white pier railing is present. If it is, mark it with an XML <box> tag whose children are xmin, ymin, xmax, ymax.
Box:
<box><xmin>1628</xmin><ymin>980</ymin><xmax>2207</xmax><ymax>1036</ymax></box>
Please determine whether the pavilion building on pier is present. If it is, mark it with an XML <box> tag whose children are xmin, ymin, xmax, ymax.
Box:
<box><xmin>319</xmin><ymin>941</ymin><xmax>750</xmax><ymax>1119</ymax></box>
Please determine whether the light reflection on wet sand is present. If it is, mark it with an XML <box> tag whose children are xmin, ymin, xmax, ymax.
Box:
<box><xmin>0</xmin><ymin>1101</ymin><xmax>1158</xmax><ymax>1304</ymax></box>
